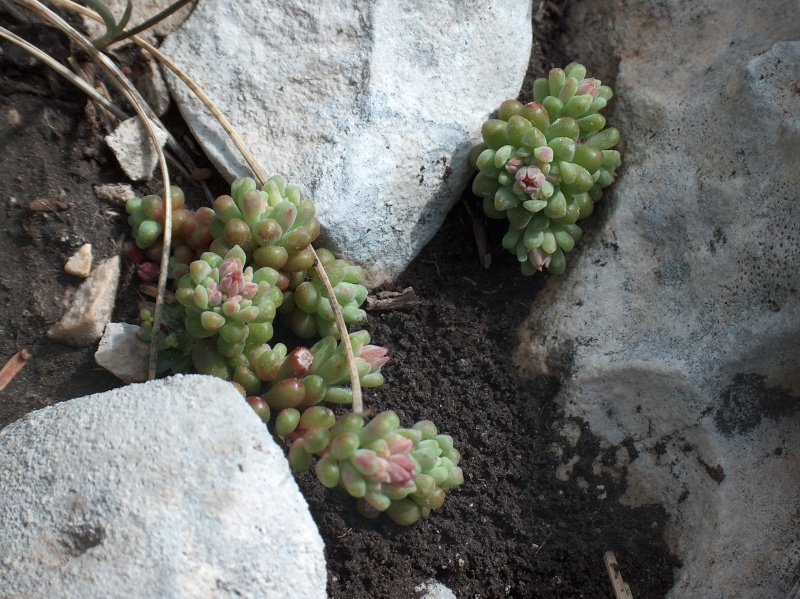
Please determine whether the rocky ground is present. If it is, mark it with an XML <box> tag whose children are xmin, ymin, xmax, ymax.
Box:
<box><xmin>0</xmin><ymin>5</ymin><xmax>679</xmax><ymax>597</ymax></box>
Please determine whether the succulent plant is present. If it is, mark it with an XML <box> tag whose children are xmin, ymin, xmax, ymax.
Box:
<box><xmin>125</xmin><ymin>175</ymin><xmax>462</xmax><ymax>525</ymax></box>
<box><xmin>469</xmin><ymin>62</ymin><xmax>621</xmax><ymax>275</ymax></box>
<box><xmin>248</xmin><ymin>331</ymin><xmax>388</xmax><ymax>412</ymax></box>
<box><xmin>278</xmin><ymin>248</ymin><xmax>368</xmax><ymax>339</ymax></box>
<box><xmin>125</xmin><ymin>185</ymin><xmax>215</xmax><ymax>277</ymax></box>
<box><xmin>282</xmin><ymin>409</ymin><xmax>463</xmax><ymax>525</ymax></box>
<box><xmin>207</xmin><ymin>175</ymin><xmax>320</xmax><ymax>274</ymax></box>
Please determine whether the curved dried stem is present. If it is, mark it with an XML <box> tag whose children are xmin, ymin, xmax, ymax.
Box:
<box><xmin>0</xmin><ymin>25</ymin><xmax>127</xmax><ymax>119</ymax></box>
<box><xmin>50</xmin><ymin>0</ymin><xmax>215</xmax><ymax>205</ymax></box>
<box><xmin>310</xmin><ymin>248</ymin><xmax>363</xmax><ymax>414</ymax></box>
<box><xmin>14</xmin><ymin>0</ymin><xmax>171</xmax><ymax>380</ymax></box>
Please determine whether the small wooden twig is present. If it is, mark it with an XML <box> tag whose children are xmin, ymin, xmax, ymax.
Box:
<box><xmin>310</xmin><ymin>247</ymin><xmax>363</xmax><ymax>414</ymax></box>
<box><xmin>462</xmin><ymin>198</ymin><xmax>491</xmax><ymax>269</ymax></box>
<box><xmin>366</xmin><ymin>287</ymin><xmax>420</xmax><ymax>311</ymax></box>
<box><xmin>605</xmin><ymin>551</ymin><xmax>634</xmax><ymax>599</ymax></box>
<box><xmin>0</xmin><ymin>350</ymin><xmax>31</xmax><ymax>393</ymax></box>
<box><xmin>532</xmin><ymin>532</ymin><xmax>552</xmax><ymax>559</ymax></box>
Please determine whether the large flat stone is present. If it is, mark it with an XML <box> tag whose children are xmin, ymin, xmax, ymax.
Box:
<box><xmin>0</xmin><ymin>375</ymin><xmax>326</xmax><ymax>598</ymax></box>
<box><xmin>515</xmin><ymin>1</ymin><xmax>800</xmax><ymax>597</ymax></box>
<box><xmin>160</xmin><ymin>0</ymin><xmax>532</xmax><ymax>284</ymax></box>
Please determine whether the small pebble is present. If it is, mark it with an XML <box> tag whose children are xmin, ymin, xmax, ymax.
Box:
<box><xmin>64</xmin><ymin>243</ymin><xmax>93</xmax><ymax>278</ymax></box>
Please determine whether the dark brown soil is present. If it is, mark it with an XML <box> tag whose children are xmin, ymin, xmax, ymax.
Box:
<box><xmin>0</xmin><ymin>6</ymin><xmax>679</xmax><ymax>598</ymax></box>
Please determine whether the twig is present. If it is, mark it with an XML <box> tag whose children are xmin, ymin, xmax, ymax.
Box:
<box><xmin>532</xmin><ymin>532</ymin><xmax>552</xmax><ymax>558</ymax></box>
<box><xmin>0</xmin><ymin>350</ymin><xmax>31</xmax><ymax>393</ymax></box>
<box><xmin>462</xmin><ymin>198</ymin><xmax>491</xmax><ymax>269</ymax></box>
<box><xmin>13</xmin><ymin>0</ymin><xmax>173</xmax><ymax>381</ymax></box>
<box><xmin>310</xmin><ymin>247</ymin><xmax>363</xmax><ymax>414</ymax></box>
<box><xmin>605</xmin><ymin>551</ymin><xmax>634</xmax><ymax>599</ymax></box>
<box><xmin>365</xmin><ymin>287</ymin><xmax>420</xmax><ymax>311</ymax></box>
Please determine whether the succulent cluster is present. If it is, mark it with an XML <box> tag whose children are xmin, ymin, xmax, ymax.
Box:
<box><xmin>469</xmin><ymin>62</ymin><xmax>621</xmax><ymax>275</ymax></box>
<box><xmin>283</xmin><ymin>409</ymin><xmax>463</xmax><ymax>525</ymax></box>
<box><xmin>127</xmin><ymin>176</ymin><xmax>461</xmax><ymax>524</ymax></box>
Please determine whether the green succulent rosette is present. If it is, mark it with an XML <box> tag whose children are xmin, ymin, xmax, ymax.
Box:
<box><xmin>278</xmin><ymin>248</ymin><xmax>368</xmax><ymax>339</ymax></box>
<box><xmin>469</xmin><ymin>62</ymin><xmax>622</xmax><ymax>275</ymax></box>
<box><xmin>207</xmin><ymin>175</ymin><xmax>321</xmax><ymax>274</ymax></box>
<box><xmin>173</xmin><ymin>244</ymin><xmax>283</xmax><ymax>379</ymax></box>
<box><xmin>284</xmin><ymin>410</ymin><xmax>463</xmax><ymax>526</ymax></box>
<box><xmin>125</xmin><ymin>185</ymin><xmax>215</xmax><ymax>265</ymax></box>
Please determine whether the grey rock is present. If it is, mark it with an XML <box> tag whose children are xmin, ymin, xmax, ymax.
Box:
<box><xmin>415</xmin><ymin>579</ymin><xmax>457</xmax><ymax>599</ymax></box>
<box><xmin>47</xmin><ymin>256</ymin><xmax>121</xmax><ymax>347</ymax></box>
<box><xmin>0</xmin><ymin>375</ymin><xmax>326</xmax><ymax>599</ymax></box>
<box><xmin>105</xmin><ymin>117</ymin><xmax>168</xmax><ymax>182</ymax></box>
<box><xmin>95</xmin><ymin>322</ymin><xmax>149</xmax><ymax>383</ymax></box>
<box><xmin>161</xmin><ymin>0</ymin><xmax>532</xmax><ymax>285</ymax></box>
<box><xmin>515</xmin><ymin>2</ymin><xmax>800</xmax><ymax>597</ymax></box>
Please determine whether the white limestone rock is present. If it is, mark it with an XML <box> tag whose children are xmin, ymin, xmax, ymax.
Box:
<box><xmin>95</xmin><ymin>322</ymin><xmax>149</xmax><ymax>383</ymax></box>
<box><xmin>514</xmin><ymin>2</ymin><xmax>800</xmax><ymax>597</ymax></box>
<box><xmin>105</xmin><ymin>117</ymin><xmax>168</xmax><ymax>182</ymax></box>
<box><xmin>47</xmin><ymin>256</ymin><xmax>121</xmax><ymax>347</ymax></box>
<box><xmin>64</xmin><ymin>243</ymin><xmax>93</xmax><ymax>277</ymax></box>
<box><xmin>0</xmin><ymin>375</ymin><xmax>326</xmax><ymax>599</ymax></box>
<box><xmin>161</xmin><ymin>0</ymin><xmax>532</xmax><ymax>285</ymax></box>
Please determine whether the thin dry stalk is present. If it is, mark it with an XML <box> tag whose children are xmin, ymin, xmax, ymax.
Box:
<box><xmin>0</xmin><ymin>25</ymin><xmax>126</xmax><ymax>119</ymax></box>
<box><xmin>604</xmin><ymin>551</ymin><xmax>634</xmax><ymax>599</ymax></box>
<box><xmin>0</xmin><ymin>350</ymin><xmax>31</xmax><ymax>393</ymax></box>
<box><xmin>310</xmin><ymin>247</ymin><xmax>363</xmax><ymax>414</ymax></box>
<box><xmin>48</xmin><ymin>0</ymin><xmax>225</xmax><ymax>205</ymax></box>
<box><xmin>15</xmin><ymin>0</ymin><xmax>172</xmax><ymax>380</ymax></box>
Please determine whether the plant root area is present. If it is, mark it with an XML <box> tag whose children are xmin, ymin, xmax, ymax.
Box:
<box><xmin>0</xmin><ymin>12</ymin><xmax>678</xmax><ymax>599</ymax></box>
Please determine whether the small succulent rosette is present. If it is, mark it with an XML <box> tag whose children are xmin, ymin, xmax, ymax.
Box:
<box><xmin>174</xmin><ymin>244</ymin><xmax>283</xmax><ymax>377</ymax></box>
<box><xmin>288</xmin><ymin>410</ymin><xmax>463</xmax><ymax>526</ymax></box>
<box><xmin>207</xmin><ymin>175</ymin><xmax>320</xmax><ymax>274</ymax></box>
<box><xmin>278</xmin><ymin>248</ymin><xmax>368</xmax><ymax>339</ymax></box>
<box><xmin>125</xmin><ymin>185</ymin><xmax>215</xmax><ymax>281</ymax></box>
<box><xmin>469</xmin><ymin>62</ymin><xmax>622</xmax><ymax>275</ymax></box>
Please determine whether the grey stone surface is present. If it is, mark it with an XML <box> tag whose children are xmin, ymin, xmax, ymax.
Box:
<box><xmin>47</xmin><ymin>256</ymin><xmax>121</xmax><ymax>347</ymax></box>
<box><xmin>161</xmin><ymin>0</ymin><xmax>532</xmax><ymax>285</ymax></box>
<box><xmin>515</xmin><ymin>1</ymin><xmax>800</xmax><ymax>597</ymax></box>
<box><xmin>105</xmin><ymin>117</ymin><xmax>168</xmax><ymax>182</ymax></box>
<box><xmin>95</xmin><ymin>322</ymin><xmax>149</xmax><ymax>383</ymax></box>
<box><xmin>0</xmin><ymin>375</ymin><xmax>326</xmax><ymax>599</ymax></box>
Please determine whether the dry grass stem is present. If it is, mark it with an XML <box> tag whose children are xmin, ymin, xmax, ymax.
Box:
<box><xmin>310</xmin><ymin>247</ymin><xmax>363</xmax><ymax>414</ymax></box>
<box><xmin>366</xmin><ymin>287</ymin><xmax>420</xmax><ymax>311</ymax></box>
<box><xmin>605</xmin><ymin>551</ymin><xmax>634</xmax><ymax>599</ymax></box>
<box><xmin>14</xmin><ymin>0</ymin><xmax>172</xmax><ymax>380</ymax></box>
<box><xmin>0</xmin><ymin>25</ymin><xmax>127</xmax><ymax>119</ymax></box>
<box><xmin>0</xmin><ymin>350</ymin><xmax>31</xmax><ymax>393</ymax></box>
